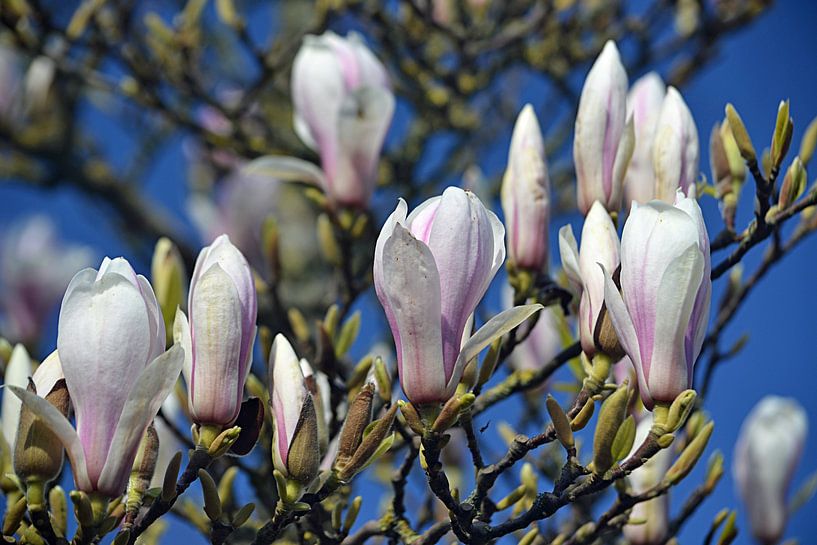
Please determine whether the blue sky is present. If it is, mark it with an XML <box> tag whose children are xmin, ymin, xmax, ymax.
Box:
<box><xmin>2</xmin><ymin>1</ymin><xmax>817</xmax><ymax>543</ymax></box>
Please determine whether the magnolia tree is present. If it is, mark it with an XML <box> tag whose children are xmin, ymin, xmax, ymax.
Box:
<box><xmin>0</xmin><ymin>2</ymin><xmax>815</xmax><ymax>545</ymax></box>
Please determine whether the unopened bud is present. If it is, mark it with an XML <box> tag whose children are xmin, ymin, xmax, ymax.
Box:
<box><xmin>398</xmin><ymin>400</ymin><xmax>425</xmax><ymax>435</ymax></box>
<box><xmin>593</xmin><ymin>304</ymin><xmax>625</xmax><ymax>360</ymax></box>
<box><xmin>592</xmin><ymin>384</ymin><xmax>630</xmax><ymax>475</ymax></box>
<box><xmin>198</xmin><ymin>469</ymin><xmax>222</xmax><ymax>521</ymax></box>
<box><xmin>666</xmin><ymin>389</ymin><xmax>697</xmax><ymax>432</ymax></box>
<box><xmin>495</xmin><ymin>485</ymin><xmax>526</xmax><ymax>511</ymax></box>
<box><xmin>343</xmin><ymin>496</ymin><xmax>362</xmax><ymax>533</ymax></box>
<box><xmin>125</xmin><ymin>423</ymin><xmax>160</xmax><ymax>520</ymax></box>
<box><xmin>545</xmin><ymin>396</ymin><xmax>574</xmax><ymax>449</ymax></box>
<box><xmin>338</xmin><ymin>404</ymin><xmax>398</xmax><ymax>481</ymax></box>
<box><xmin>261</xmin><ymin>216</ymin><xmax>280</xmax><ymax>280</ymax></box>
<box><xmin>151</xmin><ymin>238</ymin><xmax>186</xmax><ymax>345</ymax></box>
<box><xmin>778</xmin><ymin>157</ymin><xmax>807</xmax><ymax>210</ymax></box>
<box><xmin>335</xmin><ymin>312</ymin><xmax>361</xmax><ymax>358</ymax></box>
<box><xmin>432</xmin><ymin>393</ymin><xmax>476</xmax><ymax>433</ymax></box>
<box><xmin>336</xmin><ymin>384</ymin><xmax>375</xmax><ymax>470</ymax></box>
<box><xmin>285</xmin><ymin>397</ymin><xmax>320</xmax><ymax>484</ymax></box>
<box><xmin>476</xmin><ymin>338</ymin><xmax>502</xmax><ymax>389</ymax></box>
<box><xmin>611</xmin><ymin>415</ymin><xmax>636</xmax><ymax>463</ymax></box>
<box><xmin>70</xmin><ymin>490</ymin><xmax>94</xmax><ymax>528</ymax></box>
<box><xmin>718</xmin><ymin>511</ymin><xmax>738</xmax><ymax>545</ymax></box>
<box><xmin>14</xmin><ymin>376</ymin><xmax>69</xmax><ymax>484</ymax></box>
<box><xmin>518</xmin><ymin>528</ymin><xmax>539</xmax><ymax>545</ymax></box>
<box><xmin>317</xmin><ymin>213</ymin><xmax>341</xmax><ymax>266</ymax></box>
<box><xmin>771</xmin><ymin>100</ymin><xmax>793</xmax><ymax>170</ymax></box>
<box><xmin>706</xmin><ymin>450</ymin><xmax>725</xmax><ymax>489</ymax></box>
<box><xmin>2</xmin><ymin>496</ymin><xmax>26</xmax><ymax>535</ymax></box>
<box><xmin>725</xmin><ymin>104</ymin><xmax>756</xmax><ymax>162</ymax></box>
<box><xmin>233</xmin><ymin>502</ymin><xmax>255</xmax><ymax>527</ymax></box>
<box><xmin>162</xmin><ymin>451</ymin><xmax>183</xmax><ymax>502</ymax></box>
<box><xmin>571</xmin><ymin>396</ymin><xmax>596</xmax><ymax>431</ymax></box>
<box><xmin>800</xmin><ymin>116</ymin><xmax>817</xmax><ymax>166</ymax></box>
<box><xmin>207</xmin><ymin>426</ymin><xmax>241</xmax><ymax>457</ymax></box>
<box><xmin>287</xmin><ymin>308</ymin><xmax>311</xmax><ymax>344</ymax></box>
<box><xmin>49</xmin><ymin>486</ymin><xmax>68</xmax><ymax>536</ymax></box>
<box><xmin>372</xmin><ymin>357</ymin><xmax>391</xmax><ymax>403</ymax></box>
<box><xmin>664</xmin><ymin>421</ymin><xmax>714</xmax><ymax>485</ymax></box>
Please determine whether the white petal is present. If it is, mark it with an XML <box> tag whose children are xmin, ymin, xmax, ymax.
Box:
<box><xmin>381</xmin><ymin>224</ymin><xmax>446</xmax><ymax>404</ymax></box>
<box><xmin>98</xmin><ymin>345</ymin><xmax>184</xmax><ymax>496</ymax></box>
<box><xmin>2</xmin><ymin>344</ymin><xmax>31</xmax><ymax>447</ymax></box>
<box><xmin>32</xmin><ymin>349</ymin><xmax>63</xmax><ymax>397</ymax></box>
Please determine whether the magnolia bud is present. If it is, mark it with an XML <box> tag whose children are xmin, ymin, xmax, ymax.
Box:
<box><xmin>14</xmin><ymin>351</ymin><xmax>69</xmax><ymax>486</ymax></box>
<box><xmin>778</xmin><ymin>157</ymin><xmax>807</xmax><ymax>210</ymax></box>
<box><xmin>592</xmin><ymin>384</ymin><xmax>630</xmax><ymax>475</ymax></box>
<box><xmin>151</xmin><ymin>237</ymin><xmax>187</xmax><ymax>346</ymax></box>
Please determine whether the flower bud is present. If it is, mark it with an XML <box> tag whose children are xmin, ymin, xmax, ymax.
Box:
<box><xmin>14</xmin><ymin>350</ymin><xmax>68</xmax><ymax>485</ymax></box>
<box><xmin>724</xmin><ymin>103</ymin><xmax>756</xmax><ymax>162</ymax></box>
<box><xmin>2</xmin><ymin>344</ymin><xmax>32</xmax><ymax>452</ymax></box>
<box><xmin>10</xmin><ymin>257</ymin><xmax>183</xmax><ymax>498</ymax></box>
<box><xmin>151</xmin><ymin>237</ymin><xmax>187</xmax><ymax>346</ymax></box>
<box><xmin>335</xmin><ymin>383</ymin><xmax>374</xmax><ymax>470</ymax></box>
<box><xmin>592</xmin><ymin>383</ymin><xmax>630</xmax><ymax>475</ymax></box>
<box><xmin>602</xmin><ymin>192</ymin><xmax>710</xmax><ymax>409</ymax></box>
<box><xmin>778</xmin><ymin>157</ymin><xmax>807</xmax><ymax>210</ymax></box>
<box><xmin>373</xmin><ymin>187</ymin><xmax>506</xmax><ymax>405</ymax></box>
<box><xmin>291</xmin><ymin>31</ymin><xmax>395</xmax><ymax>208</ymax></box>
<box><xmin>501</xmin><ymin>104</ymin><xmax>550</xmax><ymax>273</ymax></box>
<box><xmin>653</xmin><ymin>87</ymin><xmax>699</xmax><ymax>203</ymax></box>
<box><xmin>625</xmin><ymin>72</ymin><xmax>665</xmax><ymax>206</ymax></box>
<box><xmin>268</xmin><ymin>334</ymin><xmax>319</xmax><ymax>485</ymax></box>
<box><xmin>574</xmin><ymin>41</ymin><xmax>634</xmax><ymax>215</ymax></box>
<box><xmin>559</xmin><ymin>201</ymin><xmax>620</xmax><ymax>356</ymax></box>
<box><xmin>176</xmin><ymin>235</ymin><xmax>258</xmax><ymax>426</ymax></box>
<box><xmin>734</xmin><ymin>396</ymin><xmax>807</xmax><ymax>545</ymax></box>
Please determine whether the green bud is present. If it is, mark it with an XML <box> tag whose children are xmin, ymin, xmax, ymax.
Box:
<box><xmin>710</xmin><ymin>123</ymin><xmax>731</xmax><ymax>186</ymax></box>
<box><xmin>287</xmin><ymin>308</ymin><xmax>311</xmax><ymax>344</ymax></box>
<box><xmin>125</xmin><ymin>424</ymin><xmax>160</xmax><ymax>519</ymax></box>
<box><xmin>717</xmin><ymin>511</ymin><xmax>738</xmax><ymax>545</ymax></box>
<box><xmin>351</xmin><ymin>214</ymin><xmax>369</xmax><ymax>239</ymax></box>
<box><xmin>49</xmin><ymin>485</ymin><xmax>68</xmax><ymax>536</ymax></box>
<box><xmin>151</xmin><ymin>238</ymin><xmax>186</xmax><ymax>346</ymax></box>
<box><xmin>198</xmin><ymin>469</ymin><xmax>222</xmax><ymax>521</ymax></box>
<box><xmin>725</xmin><ymin>103</ymin><xmax>756</xmax><ymax>162</ymax></box>
<box><xmin>343</xmin><ymin>496</ymin><xmax>362</xmax><ymax>533</ymax></box>
<box><xmin>335</xmin><ymin>311</ymin><xmax>361</xmax><ymax>358</ymax></box>
<box><xmin>233</xmin><ymin>502</ymin><xmax>255</xmax><ymax>527</ymax></box>
<box><xmin>771</xmin><ymin>100</ymin><xmax>793</xmax><ymax>170</ymax></box>
<box><xmin>800</xmin><ymin>116</ymin><xmax>817</xmax><ymax>166</ymax></box>
<box><xmin>592</xmin><ymin>384</ymin><xmax>630</xmax><ymax>475</ymax></box>
<box><xmin>2</xmin><ymin>496</ymin><xmax>26</xmax><ymax>536</ymax></box>
<box><xmin>162</xmin><ymin>451</ymin><xmax>183</xmax><ymax>502</ymax></box>
<box><xmin>323</xmin><ymin>304</ymin><xmax>340</xmax><ymax>340</ymax></box>
<box><xmin>215</xmin><ymin>0</ymin><xmax>239</xmax><ymax>27</ymax></box>
<box><xmin>518</xmin><ymin>528</ymin><xmax>539</xmax><ymax>545</ymax></box>
<box><xmin>778</xmin><ymin>157</ymin><xmax>807</xmax><ymax>210</ymax></box>
<box><xmin>207</xmin><ymin>426</ymin><xmax>241</xmax><ymax>457</ymax></box>
<box><xmin>657</xmin><ymin>433</ymin><xmax>675</xmax><ymax>448</ymax></box>
<box><xmin>347</xmin><ymin>356</ymin><xmax>373</xmax><ymax>392</ymax></box>
<box><xmin>706</xmin><ymin>450</ymin><xmax>725</xmax><ymax>489</ymax></box>
<box><xmin>476</xmin><ymin>337</ymin><xmax>502</xmax><ymax>389</ymax></box>
<box><xmin>69</xmin><ymin>490</ymin><xmax>94</xmax><ymax>528</ymax></box>
<box><xmin>398</xmin><ymin>400</ymin><xmax>425</xmax><ymax>436</ymax></box>
<box><xmin>217</xmin><ymin>466</ymin><xmax>238</xmax><ymax>510</ymax></box>
<box><xmin>372</xmin><ymin>357</ymin><xmax>392</xmax><ymax>403</ymax></box>
<box><xmin>495</xmin><ymin>485</ymin><xmax>526</xmax><ymax>511</ymax></box>
<box><xmin>571</xmin><ymin>396</ymin><xmax>596</xmax><ymax>431</ymax></box>
<box><xmin>317</xmin><ymin>213</ymin><xmax>341</xmax><ymax>266</ymax></box>
<box><xmin>432</xmin><ymin>393</ymin><xmax>476</xmax><ymax>433</ymax></box>
<box><xmin>664</xmin><ymin>421</ymin><xmax>714</xmax><ymax>485</ymax></box>
<box><xmin>666</xmin><ymin>389</ymin><xmax>697</xmax><ymax>432</ymax></box>
<box><xmin>611</xmin><ymin>415</ymin><xmax>636</xmax><ymax>463</ymax></box>
<box><xmin>545</xmin><ymin>396</ymin><xmax>574</xmax><ymax>449</ymax></box>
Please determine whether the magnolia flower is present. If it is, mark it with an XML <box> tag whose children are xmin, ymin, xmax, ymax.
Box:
<box><xmin>623</xmin><ymin>416</ymin><xmax>672</xmax><ymax>544</ymax></box>
<box><xmin>10</xmin><ymin>257</ymin><xmax>183</xmax><ymax>497</ymax></box>
<box><xmin>288</xmin><ymin>31</ymin><xmax>395</xmax><ymax>208</ymax></box>
<box><xmin>175</xmin><ymin>235</ymin><xmax>258</xmax><ymax>427</ymax></box>
<box><xmin>574</xmin><ymin>40</ymin><xmax>634</xmax><ymax>215</ymax></box>
<box><xmin>501</xmin><ymin>104</ymin><xmax>551</xmax><ymax>273</ymax></box>
<box><xmin>0</xmin><ymin>216</ymin><xmax>93</xmax><ymax>346</ymax></box>
<box><xmin>734</xmin><ymin>396</ymin><xmax>808</xmax><ymax>545</ymax></box>
<box><xmin>653</xmin><ymin>87</ymin><xmax>700</xmax><ymax>202</ymax></box>
<box><xmin>625</xmin><ymin>73</ymin><xmax>666</xmax><ymax>206</ymax></box>
<box><xmin>1</xmin><ymin>344</ymin><xmax>32</xmax><ymax>450</ymax></box>
<box><xmin>269</xmin><ymin>334</ymin><xmax>319</xmax><ymax>484</ymax></box>
<box><xmin>373</xmin><ymin>188</ymin><xmax>503</xmax><ymax>404</ymax></box>
<box><xmin>602</xmin><ymin>191</ymin><xmax>711</xmax><ymax>409</ymax></box>
<box><xmin>559</xmin><ymin>201</ymin><xmax>621</xmax><ymax>356</ymax></box>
